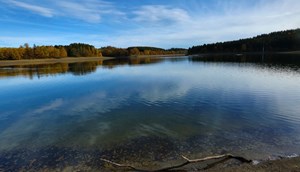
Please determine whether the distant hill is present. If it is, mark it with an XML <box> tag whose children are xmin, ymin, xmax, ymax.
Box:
<box><xmin>188</xmin><ymin>29</ymin><xmax>300</xmax><ymax>55</ymax></box>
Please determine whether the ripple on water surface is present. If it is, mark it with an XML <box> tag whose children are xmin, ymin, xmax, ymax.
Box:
<box><xmin>1</xmin><ymin>57</ymin><xmax>300</xmax><ymax>170</ymax></box>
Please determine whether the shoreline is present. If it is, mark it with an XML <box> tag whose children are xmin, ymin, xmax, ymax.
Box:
<box><xmin>0</xmin><ymin>144</ymin><xmax>298</xmax><ymax>171</ymax></box>
<box><xmin>99</xmin><ymin>155</ymin><xmax>300</xmax><ymax>171</ymax></box>
<box><xmin>0</xmin><ymin>55</ymin><xmax>187</xmax><ymax>67</ymax></box>
<box><xmin>0</xmin><ymin>57</ymin><xmax>114</xmax><ymax>67</ymax></box>
<box><xmin>204</xmin><ymin>156</ymin><xmax>300</xmax><ymax>172</ymax></box>
<box><xmin>133</xmin><ymin>54</ymin><xmax>186</xmax><ymax>58</ymax></box>
<box><xmin>189</xmin><ymin>51</ymin><xmax>300</xmax><ymax>56</ymax></box>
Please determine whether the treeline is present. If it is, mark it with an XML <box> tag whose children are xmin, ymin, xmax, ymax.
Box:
<box><xmin>188</xmin><ymin>29</ymin><xmax>300</xmax><ymax>55</ymax></box>
<box><xmin>100</xmin><ymin>46</ymin><xmax>186</xmax><ymax>57</ymax></box>
<box><xmin>0</xmin><ymin>43</ymin><xmax>186</xmax><ymax>60</ymax></box>
<box><xmin>0</xmin><ymin>43</ymin><xmax>101</xmax><ymax>60</ymax></box>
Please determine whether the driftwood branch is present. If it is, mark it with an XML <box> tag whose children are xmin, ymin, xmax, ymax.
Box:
<box><xmin>101</xmin><ymin>154</ymin><xmax>252</xmax><ymax>171</ymax></box>
<box><xmin>101</xmin><ymin>158</ymin><xmax>147</xmax><ymax>171</ymax></box>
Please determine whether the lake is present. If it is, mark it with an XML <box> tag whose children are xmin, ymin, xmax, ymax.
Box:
<box><xmin>1</xmin><ymin>56</ymin><xmax>300</xmax><ymax>171</ymax></box>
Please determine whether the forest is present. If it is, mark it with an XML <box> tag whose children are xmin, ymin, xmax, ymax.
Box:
<box><xmin>188</xmin><ymin>29</ymin><xmax>300</xmax><ymax>55</ymax></box>
<box><xmin>100</xmin><ymin>46</ymin><xmax>186</xmax><ymax>57</ymax></box>
<box><xmin>0</xmin><ymin>43</ymin><xmax>101</xmax><ymax>60</ymax></box>
<box><xmin>0</xmin><ymin>43</ymin><xmax>186</xmax><ymax>60</ymax></box>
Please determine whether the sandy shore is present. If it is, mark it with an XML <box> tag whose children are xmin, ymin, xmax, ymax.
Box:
<box><xmin>204</xmin><ymin>156</ymin><xmax>300</xmax><ymax>172</ymax></box>
<box><xmin>0</xmin><ymin>57</ymin><xmax>113</xmax><ymax>67</ymax></box>
<box><xmin>70</xmin><ymin>156</ymin><xmax>300</xmax><ymax>171</ymax></box>
<box><xmin>138</xmin><ymin>156</ymin><xmax>300</xmax><ymax>171</ymax></box>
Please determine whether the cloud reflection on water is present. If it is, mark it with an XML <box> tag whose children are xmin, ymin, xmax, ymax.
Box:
<box><xmin>0</xmin><ymin>59</ymin><xmax>300</xmax><ymax>155</ymax></box>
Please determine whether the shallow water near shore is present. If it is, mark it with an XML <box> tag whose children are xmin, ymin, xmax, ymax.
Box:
<box><xmin>1</xmin><ymin>55</ymin><xmax>300</xmax><ymax>170</ymax></box>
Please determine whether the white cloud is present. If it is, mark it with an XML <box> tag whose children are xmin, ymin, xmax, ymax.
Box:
<box><xmin>6</xmin><ymin>0</ymin><xmax>54</xmax><ymax>17</ymax></box>
<box><xmin>105</xmin><ymin>0</ymin><xmax>300</xmax><ymax>48</ymax></box>
<box><xmin>55</xmin><ymin>0</ymin><xmax>124</xmax><ymax>23</ymax></box>
<box><xmin>1</xmin><ymin>0</ymin><xmax>300</xmax><ymax>48</ymax></box>
<box><xmin>3</xmin><ymin>0</ymin><xmax>124</xmax><ymax>23</ymax></box>
<box><xmin>57</xmin><ymin>1</ymin><xmax>101</xmax><ymax>23</ymax></box>
<box><xmin>133</xmin><ymin>5</ymin><xmax>190</xmax><ymax>23</ymax></box>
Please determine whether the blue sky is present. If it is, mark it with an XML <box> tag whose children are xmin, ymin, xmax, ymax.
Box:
<box><xmin>0</xmin><ymin>0</ymin><xmax>299</xmax><ymax>48</ymax></box>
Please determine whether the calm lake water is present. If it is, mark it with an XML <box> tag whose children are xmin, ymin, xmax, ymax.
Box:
<box><xmin>1</xmin><ymin>56</ymin><xmax>300</xmax><ymax>170</ymax></box>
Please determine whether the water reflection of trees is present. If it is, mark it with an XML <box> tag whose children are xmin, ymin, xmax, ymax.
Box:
<box><xmin>101</xmin><ymin>57</ymin><xmax>165</xmax><ymax>68</ymax></box>
<box><xmin>69</xmin><ymin>61</ymin><xmax>102</xmax><ymax>76</ymax></box>
<box><xmin>0</xmin><ymin>57</ymin><xmax>168</xmax><ymax>78</ymax></box>
<box><xmin>129</xmin><ymin>57</ymin><xmax>163</xmax><ymax>65</ymax></box>
<box><xmin>0</xmin><ymin>62</ymin><xmax>100</xmax><ymax>79</ymax></box>
<box><xmin>189</xmin><ymin>54</ymin><xmax>300</xmax><ymax>72</ymax></box>
<box><xmin>0</xmin><ymin>63</ymin><xmax>69</xmax><ymax>79</ymax></box>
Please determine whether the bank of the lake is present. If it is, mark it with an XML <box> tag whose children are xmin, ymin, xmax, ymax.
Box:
<box><xmin>0</xmin><ymin>57</ymin><xmax>113</xmax><ymax>67</ymax></box>
<box><xmin>189</xmin><ymin>52</ymin><xmax>300</xmax><ymax>64</ymax></box>
<box><xmin>204</xmin><ymin>156</ymin><xmax>300</xmax><ymax>172</ymax></box>
<box><xmin>0</xmin><ymin>55</ymin><xmax>187</xmax><ymax>67</ymax></box>
<box><xmin>132</xmin><ymin>54</ymin><xmax>186</xmax><ymax>58</ymax></box>
<box><xmin>189</xmin><ymin>51</ymin><xmax>300</xmax><ymax>57</ymax></box>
